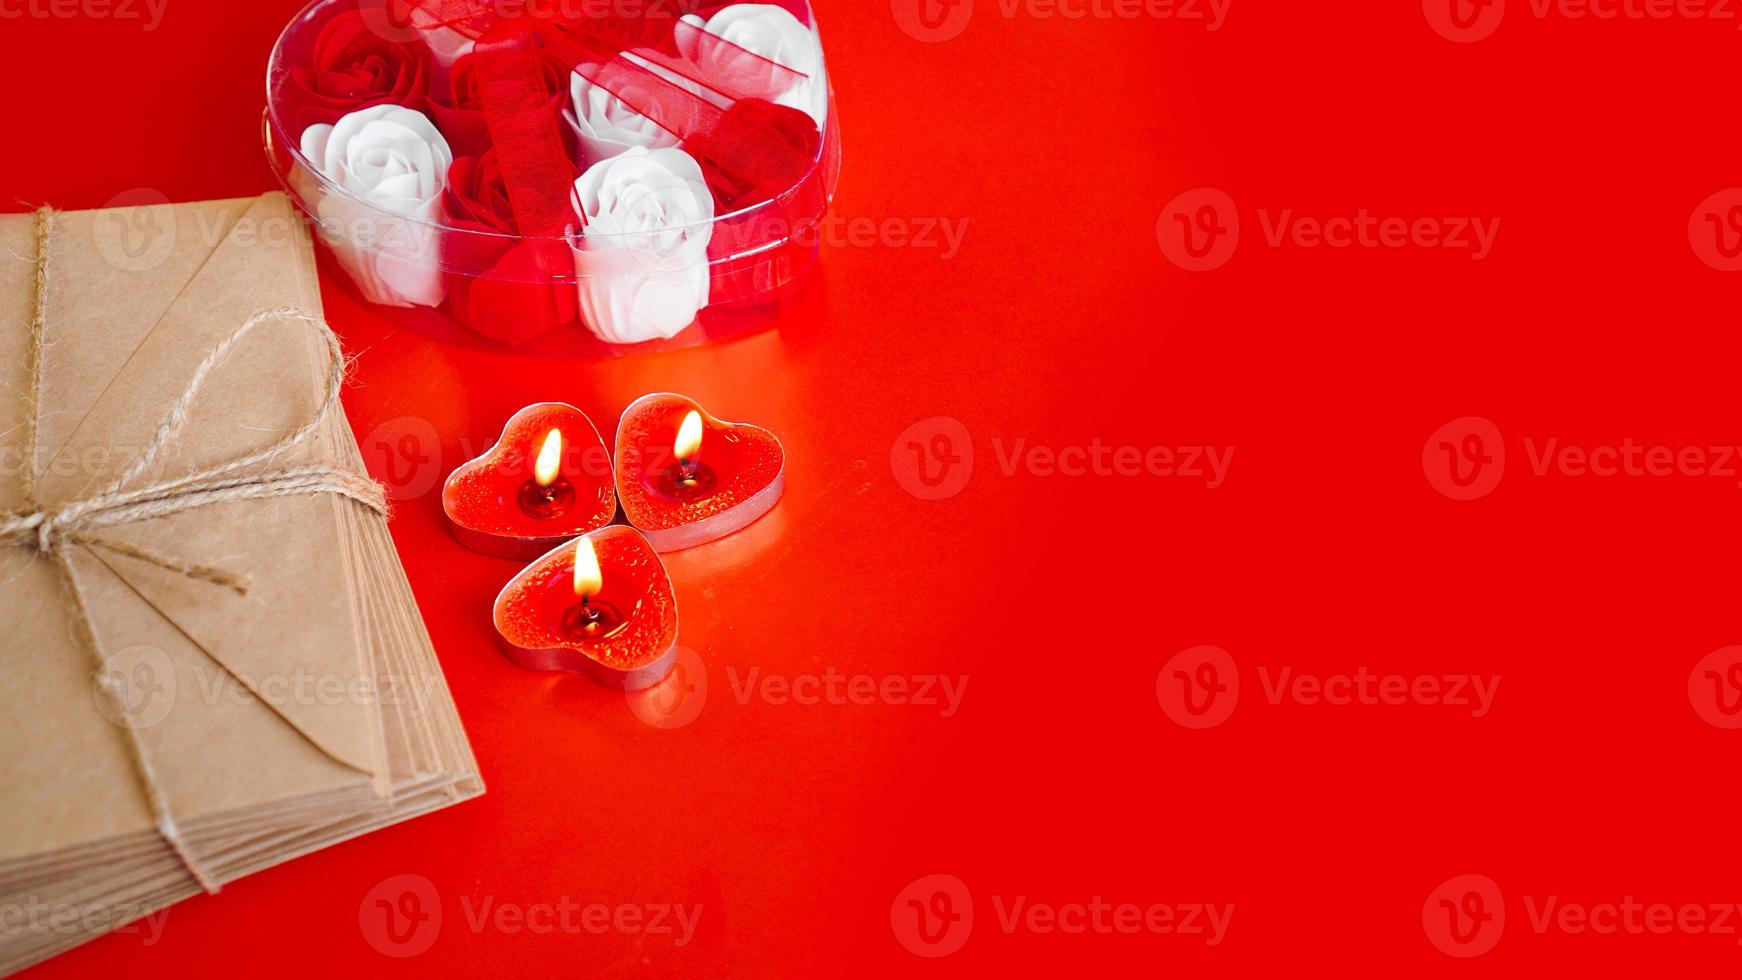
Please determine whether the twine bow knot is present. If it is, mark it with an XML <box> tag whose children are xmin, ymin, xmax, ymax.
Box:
<box><xmin>8</xmin><ymin>507</ymin><xmax>58</xmax><ymax>555</ymax></box>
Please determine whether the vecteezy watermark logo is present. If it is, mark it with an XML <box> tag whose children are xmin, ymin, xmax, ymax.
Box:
<box><xmin>92</xmin><ymin>644</ymin><xmax>177</xmax><ymax>731</ymax></box>
<box><xmin>358</xmin><ymin>419</ymin><xmax>622</xmax><ymax>503</ymax></box>
<box><xmin>1156</xmin><ymin>645</ymin><xmax>1239</xmax><ymax>729</ymax></box>
<box><xmin>1423</xmin><ymin>0</ymin><xmax>1505</xmax><ymax>41</ymax></box>
<box><xmin>458</xmin><ymin>896</ymin><xmax>701</xmax><ymax>944</ymax></box>
<box><xmin>1430</xmin><ymin>0</ymin><xmax>1742</xmax><ymax>42</ymax></box>
<box><xmin>0</xmin><ymin>442</ymin><xmax>185</xmax><ymax>483</ymax></box>
<box><xmin>1159</xmin><ymin>647</ymin><xmax>1501</xmax><ymax>728</ymax></box>
<box><xmin>891</xmin><ymin>416</ymin><xmax>975</xmax><ymax>500</ymax></box>
<box><xmin>1157</xmin><ymin>188</ymin><xmax>1240</xmax><ymax>271</ymax></box>
<box><xmin>1161</xmin><ymin>191</ymin><xmax>1500</xmax><ymax>269</ymax></box>
<box><xmin>893</xmin><ymin>0</ymin><xmax>1225</xmax><ymax>41</ymax></box>
<box><xmin>1689</xmin><ymin>188</ymin><xmax>1742</xmax><ymax>272</ymax></box>
<box><xmin>792</xmin><ymin>213</ymin><xmax>970</xmax><ymax>258</ymax></box>
<box><xmin>892</xmin><ymin>874</ymin><xmax>975</xmax><ymax>957</ymax></box>
<box><xmin>359</xmin><ymin>0</ymin><xmax>724</xmax><ymax>44</ymax></box>
<box><xmin>616</xmin><ymin>213</ymin><xmax>969</xmax><ymax>274</ymax></box>
<box><xmin>1689</xmin><ymin>646</ymin><xmax>1742</xmax><ymax>729</ymax></box>
<box><xmin>994</xmin><ymin>439</ymin><xmax>1233</xmax><ymax>485</ymax></box>
<box><xmin>1257</xmin><ymin>209</ymin><xmax>1499</xmax><ymax>258</ymax></box>
<box><xmin>1425</xmin><ymin>875</ymin><xmax>1742</xmax><ymax>955</ymax></box>
<box><xmin>360</xmin><ymin>875</ymin><xmax>702</xmax><ymax>954</ymax></box>
<box><xmin>92</xmin><ymin>188</ymin><xmax>176</xmax><ymax>273</ymax></box>
<box><xmin>197</xmin><ymin>668</ymin><xmax>437</xmax><ymax>717</ymax></box>
<box><xmin>891</xmin><ymin>876</ymin><xmax>1233</xmax><ymax>956</ymax></box>
<box><xmin>991</xmin><ymin>896</ymin><xmax>1232</xmax><ymax>944</ymax></box>
<box><xmin>1426</xmin><ymin>417</ymin><xmax>1742</xmax><ymax>498</ymax></box>
<box><xmin>1423</xmin><ymin>416</ymin><xmax>1506</xmax><ymax>500</ymax></box>
<box><xmin>0</xmin><ymin>0</ymin><xmax>169</xmax><ymax>30</ymax></box>
<box><xmin>361</xmin><ymin>416</ymin><xmax>442</xmax><ymax>501</ymax></box>
<box><xmin>627</xmin><ymin>646</ymin><xmax>708</xmax><ymax>729</ymax></box>
<box><xmin>360</xmin><ymin>874</ymin><xmax>442</xmax><ymax>958</ymax></box>
<box><xmin>892</xmin><ymin>0</ymin><xmax>974</xmax><ymax>41</ymax></box>
<box><xmin>1424</xmin><ymin>874</ymin><xmax>1505</xmax><ymax>957</ymax></box>
<box><xmin>0</xmin><ymin>899</ymin><xmax>169</xmax><ymax>946</ymax></box>
<box><xmin>995</xmin><ymin>0</ymin><xmax>1228</xmax><ymax>26</ymax></box>
<box><xmin>1523</xmin><ymin>894</ymin><xmax>1742</xmax><ymax>944</ymax></box>
<box><xmin>94</xmin><ymin>655</ymin><xmax>435</xmax><ymax>730</ymax></box>
<box><xmin>90</xmin><ymin>189</ymin><xmax>388</xmax><ymax>275</ymax></box>
<box><xmin>893</xmin><ymin>419</ymin><xmax>1232</xmax><ymax>499</ymax></box>
<box><xmin>726</xmin><ymin>667</ymin><xmax>968</xmax><ymax>716</ymax></box>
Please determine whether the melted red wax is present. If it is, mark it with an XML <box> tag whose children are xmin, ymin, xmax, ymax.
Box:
<box><xmin>444</xmin><ymin>403</ymin><xmax>616</xmax><ymax>537</ymax></box>
<box><xmin>492</xmin><ymin>526</ymin><xmax>677</xmax><ymax>670</ymax></box>
<box><xmin>614</xmin><ymin>394</ymin><xmax>783</xmax><ymax>532</ymax></box>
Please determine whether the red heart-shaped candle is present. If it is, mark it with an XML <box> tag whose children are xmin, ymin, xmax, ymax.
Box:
<box><xmin>492</xmin><ymin>526</ymin><xmax>679</xmax><ymax>689</ymax></box>
<box><xmin>614</xmin><ymin>393</ymin><xmax>785</xmax><ymax>552</ymax></box>
<box><xmin>443</xmin><ymin>402</ymin><xmax>616</xmax><ymax>559</ymax></box>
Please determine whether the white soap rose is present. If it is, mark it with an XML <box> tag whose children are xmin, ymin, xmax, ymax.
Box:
<box><xmin>299</xmin><ymin>104</ymin><xmax>452</xmax><ymax>308</ymax></box>
<box><xmin>679</xmin><ymin>4</ymin><xmax>828</xmax><ymax>129</ymax></box>
<box><xmin>566</xmin><ymin>67</ymin><xmax>683</xmax><ymax>167</ymax></box>
<box><xmin>570</xmin><ymin>147</ymin><xmax>715</xmax><ymax>344</ymax></box>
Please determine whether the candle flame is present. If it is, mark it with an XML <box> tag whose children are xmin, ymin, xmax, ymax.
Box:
<box><xmin>572</xmin><ymin>536</ymin><xmax>602</xmax><ymax>598</ymax></box>
<box><xmin>534</xmin><ymin>428</ymin><xmax>563</xmax><ymax>487</ymax></box>
<box><xmin>674</xmin><ymin>410</ymin><xmax>703</xmax><ymax>463</ymax></box>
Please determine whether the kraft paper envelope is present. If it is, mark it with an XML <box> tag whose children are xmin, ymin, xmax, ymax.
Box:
<box><xmin>0</xmin><ymin>193</ymin><xmax>481</xmax><ymax>975</ymax></box>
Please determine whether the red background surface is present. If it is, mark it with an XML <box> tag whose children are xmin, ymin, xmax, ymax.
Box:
<box><xmin>6</xmin><ymin>0</ymin><xmax>1742</xmax><ymax>973</ymax></box>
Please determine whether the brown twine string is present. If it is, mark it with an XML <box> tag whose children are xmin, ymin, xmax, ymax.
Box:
<box><xmin>1</xmin><ymin>206</ymin><xmax>389</xmax><ymax>894</ymax></box>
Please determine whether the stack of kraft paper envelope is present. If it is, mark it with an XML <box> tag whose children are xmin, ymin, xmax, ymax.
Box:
<box><xmin>0</xmin><ymin>192</ymin><xmax>482</xmax><ymax>975</ymax></box>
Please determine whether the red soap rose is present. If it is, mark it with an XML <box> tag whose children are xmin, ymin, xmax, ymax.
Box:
<box><xmin>283</xmin><ymin>10</ymin><xmax>432</xmax><ymax>135</ymax></box>
<box><xmin>429</xmin><ymin>47</ymin><xmax>574</xmax><ymax>159</ymax></box>
<box><xmin>445</xmin><ymin>152</ymin><xmax>516</xmax><ymax>233</ymax></box>
<box><xmin>442</xmin><ymin>150</ymin><xmax>577</xmax><ymax>346</ymax></box>
<box><xmin>690</xmin><ymin>98</ymin><xmax>822</xmax><ymax>213</ymax></box>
